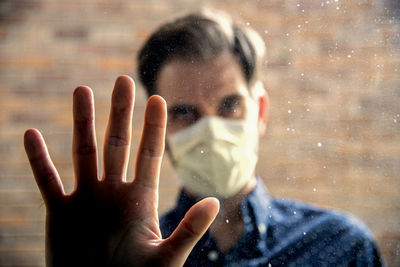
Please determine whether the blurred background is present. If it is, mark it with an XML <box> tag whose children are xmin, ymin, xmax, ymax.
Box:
<box><xmin>0</xmin><ymin>0</ymin><xmax>399</xmax><ymax>266</ymax></box>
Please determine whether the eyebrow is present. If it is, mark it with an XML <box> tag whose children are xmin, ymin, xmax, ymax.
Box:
<box><xmin>167</xmin><ymin>104</ymin><xmax>197</xmax><ymax>113</ymax></box>
<box><xmin>219</xmin><ymin>94</ymin><xmax>244</xmax><ymax>104</ymax></box>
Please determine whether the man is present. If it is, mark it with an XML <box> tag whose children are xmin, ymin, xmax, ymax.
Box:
<box><xmin>24</xmin><ymin>9</ymin><xmax>383</xmax><ymax>267</ymax></box>
<box><xmin>137</xmin><ymin>10</ymin><xmax>384</xmax><ymax>266</ymax></box>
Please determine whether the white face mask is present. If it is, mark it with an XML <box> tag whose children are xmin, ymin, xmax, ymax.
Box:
<box><xmin>167</xmin><ymin>104</ymin><xmax>259</xmax><ymax>199</ymax></box>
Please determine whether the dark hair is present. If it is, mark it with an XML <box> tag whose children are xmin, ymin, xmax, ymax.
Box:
<box><xmin>137</xmin><ymin>9</ymin><xmax>265</xmax><ymax>97</ymax></box>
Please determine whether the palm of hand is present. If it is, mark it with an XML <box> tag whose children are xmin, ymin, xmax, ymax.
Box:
<box><xmin>46</xmin><ymin>183</ymin><xmax>160</xmax><ymax>266</ymax></box>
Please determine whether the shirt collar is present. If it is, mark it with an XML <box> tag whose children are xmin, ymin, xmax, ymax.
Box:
<box><xmin>174</xmin><ymin>178</ymin><xmax>272</xmax><ymax>258</ymax></box>
<box><xmin>175</xmin><ymin>177</ymin><xmax>272</xmax><ymax>235</ymax></box>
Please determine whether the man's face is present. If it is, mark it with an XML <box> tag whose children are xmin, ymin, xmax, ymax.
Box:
<box><xmin>157</xmin><ymin>52</ymin><xmax>262</xmax><ymax>135</ymax></box>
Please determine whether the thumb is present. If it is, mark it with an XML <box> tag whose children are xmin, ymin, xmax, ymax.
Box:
<box><xmin>161</xmin><ymin>197</ymin><xmax>219</xmax><ymax>266</ymax></box>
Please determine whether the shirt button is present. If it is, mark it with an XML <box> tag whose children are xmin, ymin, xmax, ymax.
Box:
<box><xmin>258</xmin><ymin>223</ymin><xmax>266</xmax><ymax>234</ymax></box>
<box><xmin>208</xmin><ymin>250</ymin><xmax>219</xmax><ymax>261</ymax></box>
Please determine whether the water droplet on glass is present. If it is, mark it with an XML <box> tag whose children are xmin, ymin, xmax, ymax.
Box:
<box><xmin>200</xmin><ymin>150</ymin><xmax>204</xmax><ymax>154</ymax></box>
<box><xmin>226</xmin><ymin>219</ymin><xmax>230</xmax><ymax>224</ymax></box>
<box><xmin>293</xmin><ymin>211</ymin><xmax>297</xmax><ymax>215</ymax></box>
<box><xmin>304</xmin><ymin>232</ymin><xmax>307</xmax><ymax>235</ymax></box>
<box><xmin>208</xmin><ymin>251</ymin><xmax>218</xmax><ymax>261</ymax></box>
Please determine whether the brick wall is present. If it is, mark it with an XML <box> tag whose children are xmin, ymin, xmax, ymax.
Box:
<box><xmin>0</xmin><ymin>0</ymin><xmax>399</xmax><ymax>266</ymax></box>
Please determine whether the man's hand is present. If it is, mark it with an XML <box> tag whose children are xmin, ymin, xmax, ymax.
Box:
<box><xmin>24</xmin><ymin>75</ymin><xmax>219</xmax><ymax>267</ymax></box>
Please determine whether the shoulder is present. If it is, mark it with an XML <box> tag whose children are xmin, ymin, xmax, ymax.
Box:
<box><xmin>268</xmin><ymin>197</ymin><xmax>383</xmax><ymax>265</ymax></box>
<box><xmin>270</xmin><ymin>197</ymin><xmax>374</xmax><ymax>240</ymax></box>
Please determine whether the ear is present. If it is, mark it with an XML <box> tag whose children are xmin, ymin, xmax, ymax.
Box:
<box><xmin>257</xmin><ymin>90</ymin><xmax>269</xmax><ymax>136</ymax></box>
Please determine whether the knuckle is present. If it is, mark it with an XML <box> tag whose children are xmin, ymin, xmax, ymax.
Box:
<box><xmin>145</xmin><ymin>123</ymin><xmax>165</xmax><ymax>132</ymax></box>
<box><xmin>38</xmin><ymin>172</ymin><xmax>57</xmax><ymax>187</ymax></box>
<box><xmin>28</xmin><ymin>153</ymin><xmax>46</xmax><ymax>164</ymax></box>
<box><xmin>181</xmin><ymin>218</ymin><xmax>199</xmax><ymax>236</ymax></box>
<box><xmin>114</xmin><ymin>105</ymin><xmax>132</xmax><ymax>116</ymax></box>
<box><xmin>140</xmin><ymin>147</ymin><xmax>162</xmax><ymax>158</ymax></box>
<box><xmin>74</xmin><ymin>118</ymin><xmax>94</xmax><ymax>131</ymax></box>
<box><xmin>75</xmin><ymin>145</ymin><xmax>96</xmax><ymax>155</ymax></box>
<box><xmin>107</xmin><ymin>135</ymin><xmax>128</xmax><ymax>147</ymax></box>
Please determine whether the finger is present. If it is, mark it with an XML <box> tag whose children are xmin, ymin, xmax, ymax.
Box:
<box><xmin>103</xmin><ymin>75</ymin><xmax>135</xmax><ymax>183</ymax></box>
<box><xmin>73</xmin><ymin>86</ymin><xmax>98</xmax><ymax>186</ymax></box>
<box><xmin>24</xmin><ymin>129</ymin><xmax>64</xmax><ymax>207</ymax></box>
<box><xmin>132</xmin><ymin>95</ymin><xmax>166</xmax><ymax>192</ymax></box>
<box><xmin>162</xmin><ymin>198</ymin><xmax>220</xmax><ymax>266</ymax></box>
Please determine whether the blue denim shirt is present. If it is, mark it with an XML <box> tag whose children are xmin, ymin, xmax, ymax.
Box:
<box><xmin>160</xmin><ymin>179</ymin><xmax>384</xmax><ymax>266</ymax></box>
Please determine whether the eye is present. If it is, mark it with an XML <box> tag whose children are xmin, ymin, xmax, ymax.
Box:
<box><xmin>168</xmin><ymin>104</ymin><xmax>200</xmax><ymax>126</ymax></box>
<box><xmin>218</xmin><ymin>95</ymin><xmax>244</xmax><ymax>119</ymax></box>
